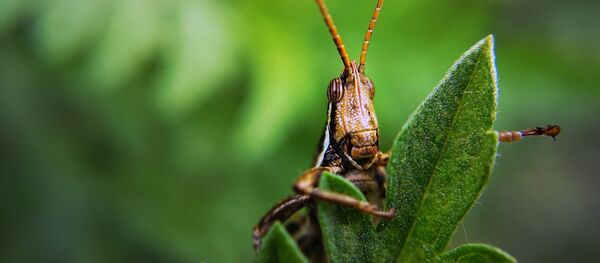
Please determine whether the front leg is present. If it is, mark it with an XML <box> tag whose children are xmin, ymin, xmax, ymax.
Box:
<box><xmin>375</xmin><ymin>151</ymin><xmax>389</xmax><ymax>167</ymax></box>
<box><xmin>373</xmin><ymin>151</ymin><xmax>390</xmax><ymax>198</ymax></box>
<box><xmin>293</xmin><ymin>167</ymin><xmax>395</xmax><ymax>219</ymax></box>
<box><xmin>373</xmin><ymin>164</ymin><xmax>388</xmax><ymax>199</ymax></box>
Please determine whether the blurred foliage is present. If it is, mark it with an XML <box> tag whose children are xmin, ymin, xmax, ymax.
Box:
<box><xmin>0</xmin><ymin>0</ymin><xmax>599</xmax><ymax>262</ymax></box>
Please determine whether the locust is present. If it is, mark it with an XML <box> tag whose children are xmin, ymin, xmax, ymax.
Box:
<box><xmin>253</xmin><ymin>0</ymin><xmax>561</xmax><ymax>260</ymax></box>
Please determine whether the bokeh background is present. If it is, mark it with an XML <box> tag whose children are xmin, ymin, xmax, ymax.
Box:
<box><xmin>1</xmin><ymin>0</ymin><xmax>599</xmax><ymax>262</ymax></box>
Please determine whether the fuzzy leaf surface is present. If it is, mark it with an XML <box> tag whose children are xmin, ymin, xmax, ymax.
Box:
<box><xmin>377</xmin><ymin>36</ymin><xmax>501</xmax><ymax>262</ymax></box>
<box><xmin>317</xmin><ymin>172</ymin><xmax>377</xmax><ymax>263</ymax></box>
<box><xmin>256</xmin><ymin>222</ymin><xmax>309</xmax><ymax>263</ymax></box>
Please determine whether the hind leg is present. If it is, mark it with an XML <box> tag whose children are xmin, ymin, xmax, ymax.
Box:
<box><xmin>253</xmin><ymin>195</ymin><xmax>312</xmax><ymax>251</ymax></box>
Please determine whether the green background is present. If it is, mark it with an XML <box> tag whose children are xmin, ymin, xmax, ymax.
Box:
<box><xmin>1</xmin><ymin>0</ymin><xmax>598</xmax><ymax>262</ymax></box>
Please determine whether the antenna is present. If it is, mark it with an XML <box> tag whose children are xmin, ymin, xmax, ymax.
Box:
<box><xmin>316</xmin><ymin>0</ymin><xmax>352</xmax><ymax>69</ymax></box>
<box><xmin>359</xmin><ymin>0</ymin><xmax>384</xmax><ymax>73</ymax></box>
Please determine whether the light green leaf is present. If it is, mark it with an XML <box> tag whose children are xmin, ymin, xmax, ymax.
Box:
<box><xmin>256</xmin><ymin>222</ymin><xmax>309</xmax><ymax>263</ymax></box>
<box><xmin>440</xmin><ymin>244</ymin><xmax>516</xmax><ymax>263</ymax></box>
<box><xmin>377</xmin><ymin>35</ymin><xmax>500</xmax><ymax>262</ymax></box>
<box><xmin>317</xmin><ymin>172</ymin><xmax>377</xmax><ymax>263</ymax></box>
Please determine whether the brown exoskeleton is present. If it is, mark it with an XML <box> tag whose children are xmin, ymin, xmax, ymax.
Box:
<box><xmin>253</xmin><ymin>0</ymin><xmax>560</xmax><ymax>261</ymax></box>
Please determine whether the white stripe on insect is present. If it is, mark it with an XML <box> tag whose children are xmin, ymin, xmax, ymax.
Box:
<box><xmin>314</xmin><ymin>103</ymin><xmax>332</xmax><ymax>167</ymax></box>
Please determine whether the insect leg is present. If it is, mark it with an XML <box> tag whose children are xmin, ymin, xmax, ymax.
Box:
<box><xmin>293</xmin><ymin>167</ymin><xmax>395</xmax><ymax>219</ymax></box>
<box><xmin>498</xmin><ymin>125</ymin><xmax>560</xmax><ymax>143</ymax></box>
<box><xmin>375</xmin><ymin>151</ymin><xmax>389</xmax><ymax>166</ymax></box>
<box><xmin>253</xmin><ymin>195</ymin><xmax>312</xmax><ymax>252</ymax></box>
<box><xmin>373</xmin><ymin>165</ymin><xmax>388</xmax><ymax>199</ymax></box>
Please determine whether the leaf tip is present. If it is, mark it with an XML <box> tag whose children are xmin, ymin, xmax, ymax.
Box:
<box><xmin>484</xmin><ymin>34</ymin><xmax>494</xmax><ymax>46</ymax></box>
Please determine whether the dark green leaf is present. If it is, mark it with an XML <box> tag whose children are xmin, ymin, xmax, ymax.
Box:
<box><xmin>440</xmin><ymin>244</ymin><xmax>516</xmax><ymax>263</ymax></box>
<box><xmin>256</xmin><ymin>222</ymin><xmax>309</xmax><ymax>263</ymax></box>
<box><xmin>317</xmin><ymin>172</ymin><xmax>377</xmax><ymax>263</ymax></box>
<box><xmin>377</xmin><ymin>36</ymin><xmax>500</xmax><ymax>262</ymax></box>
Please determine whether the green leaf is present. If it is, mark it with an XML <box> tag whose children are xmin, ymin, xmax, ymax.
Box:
<box><xmin>256</xmin><ymin>222</ymin><xmax>309</xmax><ymax>263</ymax></box>
<box><xmin>377</xmin><ymin>35</ymin><xmax>500</xmax><ymax>261</ymax></box>
<box><xmin>317</xmin><ymin>172</ymin><xmax>377</xmax><ymax>263</ymax></box>
<box><xmin>440</xmin><ymin>244</ymin><xmax>516</xmax><ymax>263</ymax></box>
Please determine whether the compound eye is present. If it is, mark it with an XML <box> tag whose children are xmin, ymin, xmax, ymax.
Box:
<box><xmin>365</xmin><ymin>77</ymin><xmax>375</xmax><ymax>98</ymax></box>
<box><xmin>327</xmin><ymin>78</ymin><xmax>343</xmax><ymax>102</ymax></box>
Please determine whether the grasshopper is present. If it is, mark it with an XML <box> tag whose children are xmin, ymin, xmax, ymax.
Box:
<box><xmin>253</xmin><ymin>0</ymin><xmax>560</xmax><ymax>260</ymax></box>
